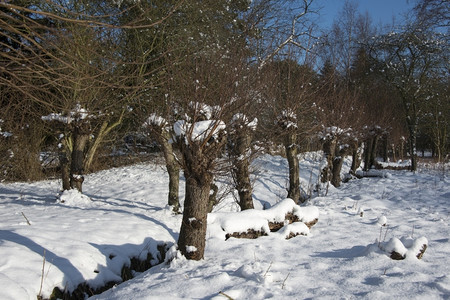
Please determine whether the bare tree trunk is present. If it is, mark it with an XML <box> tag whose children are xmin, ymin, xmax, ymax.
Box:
<box><xmin>235</xmin><ymin>158</ymin><xmax>253</xmax><ymax>209</ymax></box>
<box><xmin>177</xmin><ymin>132</ymin><xmax>225</xmax><ymax>260</ymax></box>
<box><xmin>382</xmin><ymin>134</ymin><xmax>389</xmax><ymax>162</ymax></box>
<box><xmin>350</xmin><ymin>143</ymin><xmax>362</xmax><ymax>175</ymax></box>
<box><xmin>331</xmin><ymin>146</ymin><xmax>350</xmax><ymax>187</ymax></box>
<box><xmin>167</xmin><ymin>161</ymin><xmax>180</xmax><ymax>212</ymax></box>
<box><xmin>60</xmin><ymin>152</ymin><xmax>71</xmax><ymax>191</ymax></box>
<box><xmin>331</xmin><ymin>157</ymin><xmax>344</xmax><ymax>187</ymax></box>
<box><xmin>84</xmin><ymin>110</ymin><xmax>124</xmax><ymax>172</ymax></box>
<box><xmin>70</xmin><ymin>128</ymin><xmax>89</xmax><ymax>192</ymax></box>
<box><xmin>322</xmin><ymin>137</ymin><xmax>336</xmax><ymax>183</ymax></box>
<box><xmin>177</xmin><ymin>143</ymin><xmax>213</xmax><ymax>259</ymax></box>
<box><xmin>392</xmin><ymin>144</ymin><xmax>397</xmax><ymax>162</ymax></box>
<box><xmin>409</xmin><ymin>129</ymin><xmax>418</xmax><ymax>171</ymax></box>
<box><xmin>208</xmin><ymin>183</ymin><xmax>218</xmax><ymax>213</ymax></box>
<box><xmin>285</xmin><ymin>132</ymin><xmax>301</xmax><ymax>203</ymax></box>
<box><xmin>369</xmin><ymin>135</ymin><xmax>379</xmax><ymax>169</ymax></box>
<box><xmin>178</xmin><ymin>174</ymin><xmax>211</xmax><ymax>260</ymax></box>
<box><xmin>229</xmin><ymin>132</ymin><xmax>253</xmax><ymax>210</ymax></box>
<box><xmin>363</xmin><ymin>140</ymin><xmax>371</xmax><ymax>171</ymax></box>
<box><xmin>160</xmin><ymin>131</ymin><xmax>180</xmax><ymax>212</ymax></box>
<box><xmin>57</xmin><ymin>134</ymin><xmax>71</xmax><ymax>191</ymax></box>
<box><xmin>400</xmin><ymin>139</ymin><xmax>404</xmax><ymax>160</ymax></box>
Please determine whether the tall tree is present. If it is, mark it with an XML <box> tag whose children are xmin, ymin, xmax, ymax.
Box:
<box><xmin>368</xmin><ymin>26</ymin><xmax>449</xmax><ymax>170</ymax></box>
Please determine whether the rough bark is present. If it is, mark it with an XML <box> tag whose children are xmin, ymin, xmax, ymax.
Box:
<box><xmin>363</xmin><ymin>140</ymin><xmax>371</xmax><ymax>171</ymax></box>
<box><xmin>392</xmin><ymin>144</ymin><xmax>397</xmax><ymax>162</ymax></box>
<box><xmin>177</xmin><ymin>130</ymin><xmax>226</xmax><ymax>260</ymax></box>
<box><xmin>364</xmin><ymin>132</ymin><xmax>379</xmax><ymax>171</ymax></box>
<box><xmin>235</xmin><ymin>158</ymin><xmax>253</xmax><ymax>210</ymax></box>
<box><xmin>285</xmin><ymin>131</ymin><xmax>301</xmax><ymax>203</ymax></box>
<box><xmin>59</xmin><ymin>149</ymin><xmax>71</xmax><ymax>191</ymax></box>
<box><xmin>400</xmin><ymin>139</ymin><xmax>404</xmax><ymax>160</ymax></box>
<box><xmin>70</xmin><ymin>127</ymin><xmax>89</xmax><ymax>192</ymax></box>
<box><xmin>208</xmin><ymin>183</ymin><xmax>218</xmax><ymax>213</ymax></box>
<box><xmin>321</xmin><ymin>137</ymin><xmax>336</xmax><ymax>183</ymax></box>
<box><xmin>177</xmin><ymin>141</ymin><xmax>214</xmax><ymax>260</ymax></box>
<box><xmin>369</xmin><ymin>135</ymin><xmax>379</xmax><ymax>169</ymax></box>
<box><xmin>57</xmin><ymin>135</ymin><xmax>71</xmax><ymax>191</ymax></box>
<box><xmin>382</xmin><ymin>134</ymin><xmax>389</xmax><ymax>162</ymax></box>
<box><xmin>408</xmin><ymin>128</ymin><xmax>418</xmax><ymax>171</ymax></box>
<box><xmin>178</xmin><ymin>172</ymin><xmax>211</xmax><ymax>260</ymax></box>
<box><xmin>160</xmin><ymin>130</ymin><xmax>180</xmax><ymax>212</ymax></box>
<box><xmin>331</xmin><ymin>146</ymin><xmax>350</xmax><ymax>187</ymax></box>
<box><xmin>350</xmin><ymin>143</ymin><xmax>362</xmax><ymax>175</ymax></box>
<box><xmin>229</xmin><ymin>132</ymin><xmax>253</xmax><ymax>210</ymax></box>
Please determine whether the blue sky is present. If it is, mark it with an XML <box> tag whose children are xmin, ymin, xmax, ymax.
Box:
<box><xmin>315</xmin><ymin>0</ymin><xmax>415</xmax><ymax>29</ymax></box>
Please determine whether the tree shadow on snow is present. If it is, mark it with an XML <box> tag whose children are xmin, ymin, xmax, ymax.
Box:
<box><xmin>0</xmin><ymin>186</ymin><xmax>58</xmax><ymax>205</ymax></box>
<box><xmin>89</xmin><ymin>236</ymin><xmax>169</xmax><ymax>274</ymax></box>
<box><xmin>312</xmin><ymin>245</ymin><xmax>367</xmax><ymax>259</ymax></box>
<box><xmin>0</xmin><ymin>230</ymin><xmax>85</xmax><ymax>289</ymax></box>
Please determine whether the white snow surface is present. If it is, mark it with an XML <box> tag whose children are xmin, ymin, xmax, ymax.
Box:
<box><xmin>0</xmin><ymin>153</ymin><xmax>449</xmax><ymax>299</ymax></box>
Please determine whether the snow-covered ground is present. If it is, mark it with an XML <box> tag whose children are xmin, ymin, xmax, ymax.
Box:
<box><xmin>0</xmin><ymin>153</ymin><xmax>449</xmax><ymax>299</ymax></box>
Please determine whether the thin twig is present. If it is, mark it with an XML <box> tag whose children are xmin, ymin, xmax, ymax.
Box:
<box><xmin>382</xmin><ymin>225</ymin><xmax>389</xmax><ymax>242</ymax></box>
<box><xmin>282</xmin><ymin>272</ymin><xmax>290</xmax><ymax>289</ymax></box>
<box><xmin>219</xmin><ymin>291</ymin><xmax>234</xmax><ymax>300</ymax></box>
<box><xmin>378</xmin><ymin>226</ymin><xmax>383</xmax><ymax>247</ymax></box>
<box><xmin>263</xmin><ymin>261</ymin><xmax>273</xmax><ymax>278</ymax></box>
<box><xmin>21</xmin><ymin>212</ymin><xmax>31</xmax><ymax>225</ymax></box>
<box><xmin>38</xmin><ymin>250</ymin><xmax>46</xmax><ymax>299</ymax></box>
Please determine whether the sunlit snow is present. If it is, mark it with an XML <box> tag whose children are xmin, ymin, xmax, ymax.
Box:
<box><xmin>0</xmin><ymin>153</ymin><xmax>449</xmax><ymax>299</ymax></box>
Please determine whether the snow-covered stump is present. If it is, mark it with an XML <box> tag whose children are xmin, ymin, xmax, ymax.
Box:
<box><xmin>379</xmin><ymin>236</ymin><xmax>428</xmax><ymax>260</ymax></box>
<box><xmin>225</xmin><ymin>229</ymin><xmax>267</xmax><ymax>240</ymax></box>
<box><xmin>211</xmin><ymin>199</ymin><xmax>319</xmax><ymax>240</ymax></box>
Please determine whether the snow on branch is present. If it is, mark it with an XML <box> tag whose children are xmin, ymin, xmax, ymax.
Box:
<box><xmin>143</xmin><ymin>113</ymin><xmax>167</xmax><ymax>128</ymax></box>
<box><xmin>187</xmin><ymin>101</ymin><xmax>223</xmax><ymax>121</ymax></box>
<box><xmin>41</xmin><ymin>104</ymin><xmax>91</xmax><ymax>124</ymax></box>
<box><xmin>174</xmin><ymin>120</ymin><xmax>226</xmax><ymax>144</ymax></box>
<box><xmin>231</xmin><ymin>113</ymin><xmax>258</xmax><ymax>131</ymax></box>
<box><xmin>277</xmin><ymin>109</ymin><xmax>298</xmax><ymax>130</ymax></box>
<box><xmin>318</xmin><ymin>126</ymin><xmax>352</xmax><ymax>140</ymax></box>
<box><xmin>0</xmin><ymin>119</ymin><xmax>13</xmax><ymax>138</ymax></box>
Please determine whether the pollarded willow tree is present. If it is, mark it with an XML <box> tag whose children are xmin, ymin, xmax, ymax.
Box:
<box><xmin>159</xmin><ymin>0</ymin><xmax>254</xmax><ymax>259</ymax></box>
<box><xmin>261</xmin><ymin>58</ymin><xmax>318</xmax><ymax>203</ymax></box>
<box><xmin>173</xmin><ymin>101</ymin><xmax>228</xmax><ymax>260</ymax></box>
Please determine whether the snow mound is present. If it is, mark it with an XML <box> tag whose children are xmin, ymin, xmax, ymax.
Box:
<box><xmin>278</xmin><ymin>222</ymin><xmax>310</xmax><ymax>239</ymax></box>
<box><xmin>57</xmin><ymin>189</ymin><xmax>94</xmax><ymax>208</ymax></box>
<box><xmin>377</xmin><ymin>216</ymin><xmax>387</xmax><ymax>226</ymax></box>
